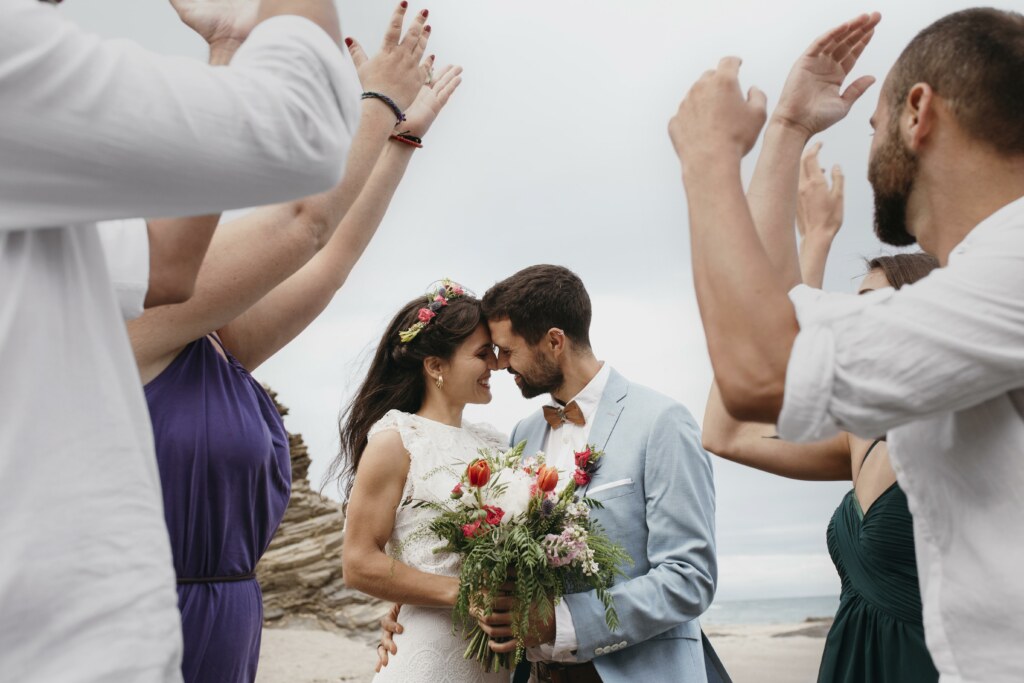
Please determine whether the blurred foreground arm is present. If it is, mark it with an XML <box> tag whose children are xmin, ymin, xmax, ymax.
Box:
<box><xmin>0</xmin><ymin>0</ymin><xmax>358</xmax><ymax>230</ymax></box>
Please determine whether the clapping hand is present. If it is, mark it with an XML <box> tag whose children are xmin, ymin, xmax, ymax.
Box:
<box><xmin>396</xmin><ymin>63</ymin><xmax>464</xmax><ymax>138</ymax></box>
<box><xmin>797</xmin><ymin>142</ymin><xmax>844</xmax><ymax>242</ymax></box>
<box><xmin>169</xmin><ymin>0</ymin><xmax>259</xmax><ymax>62</ymax></box>
<box><xmin>668</xmin><ymin>57</ymin><xmax>768</xmax><ymax>165</ymax></box>
<box><xmin>796</xmin><ymin>142</ymin><xmax>845</xmax><ymax>287</ymax></box>
<box><xmin>773</xmin><ymin>13</ymin><xmax>881</xmax><ymax>138</ymax></box>
<box><xmin>346</xmin><ymin>3</ymin><xmax>434</xmax><ymax>113</ymax></box>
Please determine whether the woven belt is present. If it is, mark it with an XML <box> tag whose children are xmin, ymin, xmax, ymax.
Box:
<box><xmin>176</xmin><ymin>573</ymin><xmax>256</xmax><ymax>585</ymax></box>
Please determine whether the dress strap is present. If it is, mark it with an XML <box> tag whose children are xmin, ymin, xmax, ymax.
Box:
<box><xmin>860</xmin><ymin>439</ymin><xmax>884</xmax><ymax>467</ymax></box>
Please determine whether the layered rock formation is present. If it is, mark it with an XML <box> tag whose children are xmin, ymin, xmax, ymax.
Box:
<box><xmin>257</xmin><ymin>392</ymin><xmax>386</xmax><ymax>636</ymax></box>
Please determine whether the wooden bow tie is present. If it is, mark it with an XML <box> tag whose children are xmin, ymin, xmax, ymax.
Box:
<box><xmin>542</xmin><ymin>401</ymin><xmax>586</xmax><ymax>429</ymax></box>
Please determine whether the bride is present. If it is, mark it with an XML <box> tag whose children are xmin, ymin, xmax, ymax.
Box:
<box><xmin>334</xmin><ymin>283</ymin><xmax>508</xmax><ymax>683</ymax></box>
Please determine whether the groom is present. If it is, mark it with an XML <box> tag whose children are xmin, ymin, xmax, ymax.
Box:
<box><xmin>477</xmin><ymin>264</ymin><xmax>719</xmax><ymax>683</ymax></box>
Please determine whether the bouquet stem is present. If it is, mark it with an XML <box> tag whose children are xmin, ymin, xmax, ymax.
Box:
<box><xmin>463</xmin><ymin>624</ymin><xmax>516</xmax><ymax>673</ymax></box>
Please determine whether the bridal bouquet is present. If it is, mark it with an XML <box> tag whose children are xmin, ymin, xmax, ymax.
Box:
<box><xmin>415</xmin><ymin>441</ymin><xmax>632</xmax><ymax>672</ymax></box>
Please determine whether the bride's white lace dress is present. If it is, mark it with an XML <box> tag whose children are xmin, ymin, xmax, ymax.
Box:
<box><xmin>368</xmin><ymin>409</ymin><xmax>509</xmax><ymax>683</ymax></box>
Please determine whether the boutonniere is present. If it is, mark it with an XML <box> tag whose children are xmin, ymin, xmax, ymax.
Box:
<box><xmin>572</xmin><ymin>444</ymin><xmax>603</xmax><ymax>486</ymax></box>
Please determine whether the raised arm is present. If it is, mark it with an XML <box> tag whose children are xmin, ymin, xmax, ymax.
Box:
<box><xmin>342</xmin><ymin>431</ymin><xmax>460</xmax><ymax>606</ymax></box>
<box><xmin>141</xmin><ymin>2</ymin><xmax>258</xmax><ymax>309</ymax></box>
<box><xmin>0</xmin><ymin>0</ymin><xmax>356</xmax><ymax>230</ymax></box>
<box><xmin>701</xmin><ymin>382</ymin><xmax>851</xmax><ymax>480</ymax></box>
<box><xmin>668</xmin><ymin>14</ymin><xmax>880</xmax><ymax>422</ymax></box>
<box><xmin>795</xmin><ymin>143</ymin><xmax>845</xmax><ymax>288</ymax></box>
<box><xmin>129</xmin><ymin>4</ymin><xmax>431</xmax><ymax>381</ymax></box>
<box><xmin>218</xmin><ymin>62</ymin><xmax>464</xmax><ymax>370</ymax></box>
<box><xmin>744</xmin><ymin>14</ymin><xmax>877</xmax><ymax>291</ymax></box>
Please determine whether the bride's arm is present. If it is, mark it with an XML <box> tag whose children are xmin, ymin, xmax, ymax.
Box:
<box><xmin>343</xmin><ymin>430</ymin><xmax>460</xmax><ymax>607</ymax></box>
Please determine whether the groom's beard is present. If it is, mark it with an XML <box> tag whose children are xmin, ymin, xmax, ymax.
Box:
<box><xmin>868</xmin><ymin>121</ymin><xmax>919</xmax><ymax>247</ymax></box>
<box><xmin>512</xmin><ymin>352</ymin><xmax>563</xmax><ymax>399</ymax></box>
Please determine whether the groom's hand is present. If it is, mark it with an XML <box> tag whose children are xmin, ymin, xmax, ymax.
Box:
<box><xmin>375</xmin><ymin>603</ymin><xmax>404</xmax><ymax>672</ymax></box>
<box><xmin>474</xmin><ymin>584</ymin><xmax>556</xmax><ymax>653</ymax></box>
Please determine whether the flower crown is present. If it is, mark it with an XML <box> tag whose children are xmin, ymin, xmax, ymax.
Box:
<box><xmin>399</xmin><ymin>279</ymin><xmax>469</xmax><ymax>343</ymax></box>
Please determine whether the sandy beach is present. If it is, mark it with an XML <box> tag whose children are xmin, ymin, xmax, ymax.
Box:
<box><xmin>256</xmin><ymin>621</ymin><xmax>827</xmax><ymax>683</ymax></box>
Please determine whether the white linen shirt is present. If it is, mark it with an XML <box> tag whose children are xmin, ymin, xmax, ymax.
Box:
<box><xmin>98</xmin><ymin>219</ymin><xmax>150</xmax><ymax>321</ymax></box>
<box><xmin>778</xmin><ymin>195</ymin><xmax>1024</xmax><ymax>682</ymax></box>
<box><xmin>528</xmin><ymin>363</ymin><xmax>611</xmax><ymax>665</ymax></box>
<box><xmin>0</xmin><ymin>3</ymin><xmax>360</xmax><ymax>681</ymax></box>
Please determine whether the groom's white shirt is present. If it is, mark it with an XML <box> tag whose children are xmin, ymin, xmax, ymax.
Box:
<box><xmin>527</xmin><ymin>362</ymin><xmax>611</xmax><ymax>663</ymax></box>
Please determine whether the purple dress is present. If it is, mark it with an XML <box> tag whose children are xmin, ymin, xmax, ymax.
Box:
<box><xmin>145</xmin><ymin>336</ymin><xmax>291</xmax><ymax>683</ymax></box>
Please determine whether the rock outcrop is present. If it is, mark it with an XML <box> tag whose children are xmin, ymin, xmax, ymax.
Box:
<box><xmin>257</xmin><ymin>392</ymin><xmax>386</xmax><ymax>636</ymax></box>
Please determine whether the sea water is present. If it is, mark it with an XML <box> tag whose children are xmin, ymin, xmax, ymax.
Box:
<box><xmin>702</xmin><ymin>595</ymin><xmax>839</xmax><ymax>625</ymax></box>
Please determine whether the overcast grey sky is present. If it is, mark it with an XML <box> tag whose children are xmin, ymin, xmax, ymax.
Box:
<box><xmin>65</xmin><ymin>0</ymin><xmax>1017</xmax><ymax>600</ymax></box>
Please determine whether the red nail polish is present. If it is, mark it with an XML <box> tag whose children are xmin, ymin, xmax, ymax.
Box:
<box><xmin>421</xmin><ymin>9</ymin><xmax>429</xmax><ymax>17</ymax></box>
<box><xmin>424</xmin><ymin>24</ymin><xmax>431</xmax><ymax>32</ymax></box>
<box><xmin>344</xmin><ymin>37</ymin><xmax>353</xmax><ymax>47</ymax></box>
<box><xmin>400</xmin><ymin>1</ymin><xmax>408</xmax><ymax>8</ymax></box>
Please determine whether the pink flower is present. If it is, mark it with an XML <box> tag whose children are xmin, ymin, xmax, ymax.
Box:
<box><xmin>418</xmin><ymin>308</ymin><xmax>436</xmax><ymax>323</ymax></box>
<box><xmin>451</xmin><ymin>482</ymin><xmax>463</xmax><ymax>499</ymax></box>
<box><xmin>574</xmin><ymin>469</ymin><xmax>591</xmax><ymax>486</ymax></box>
<box><xmin>483</xmin><ymin>505</ymin><xmax>505</xmax><ymax>525</ymax></box>
<box><xmin>462</xmin><ymin>520</ymin><xmax>482</xmax><ymax>538</ymax></box>
<box><xmin>434</xmin><ymin>295</ymin><xmax>448</xmax><ymax>306</ymax></box>
<box><xmin>574</xmin><ymin>447</ymin><xmax>592</xmax><ymax>469</ymax></box>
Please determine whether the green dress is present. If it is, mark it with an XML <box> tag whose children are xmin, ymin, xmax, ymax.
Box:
<box><xmin>818</xmin><ymin>442</ymin><xmax>938</xmax><ymax>683</ymax></box>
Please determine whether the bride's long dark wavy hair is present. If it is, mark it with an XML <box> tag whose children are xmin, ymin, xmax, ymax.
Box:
<box><xmin>329</xmin><ymin>294</ymin><xmax>484</xmax><ymax>497</ymax></box>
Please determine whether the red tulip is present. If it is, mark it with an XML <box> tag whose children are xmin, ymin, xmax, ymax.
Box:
<box><xmin>467</xmin><ymin>459</ymin><xmax>491</xmax><ymax>487</ymax></box>
<box><xmin>536</xmin><ymin>465</ymin><xmax>559</xmax><ymax>493</ymax></box>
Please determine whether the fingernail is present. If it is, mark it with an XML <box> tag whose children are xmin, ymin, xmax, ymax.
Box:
<box><xmin>421</xmin><ymin>8</ymin><xmax>429</xmax><ymax>17</ymax></box>
<box><xmin>344</xmin><ymin>37</ymin><xmax>353</xmax><ymax>47</ymax></box>
<box><xmin>424</xmin><ymin>24</ymin><xmax>431</xmax><ymax>32</ymax></box>
<box><xmin>400</xmin><ymin>1</ymin><xmax>407</xmax><ymax>7</ymax></box>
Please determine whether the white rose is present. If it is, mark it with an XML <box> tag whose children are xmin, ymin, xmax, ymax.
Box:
<box><xmin>489</xmin><ymin>473</ymin><xmax>532</xmax><ymax>522</ymax></box>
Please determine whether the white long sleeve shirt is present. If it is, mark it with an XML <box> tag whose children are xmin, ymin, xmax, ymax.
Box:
<box><xmin>528</xmin><ymin>363</ymin><xmax>611</xmax><ymax>665</ymax></box>
<box><xmin>0</xmin><ymin>3</ymin><xmax>360</xmax><ymax>681</ymax></box>
<box><xmin>778</xmin><ymin>195</ymin><xmax>1024</xmax><ymax>682</ymax></box>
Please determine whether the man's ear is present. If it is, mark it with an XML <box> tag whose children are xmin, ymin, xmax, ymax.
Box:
<box><xmin>903</xmin><ymin>82</ymin><xmax>936</xmax><ymax>152</ymax></box>
<box><xmin>546</xmin><ymin>328</ymin><xmax>566</xmax><ymax>355</ymax></box>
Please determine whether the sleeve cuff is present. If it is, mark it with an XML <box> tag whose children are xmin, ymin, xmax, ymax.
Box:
<box><xmin>97</xmin><ymin>219</ymin><xmax>149</xmax><ymax>321</ymax></box>
<box><xmin>525</xmin><ymin>600</ymin><xmax>578</xmax><ymax>663</ymax></box>
<box><xmin>238</xmin><ymin>15</ymin><xmax>362</xmax><ymax>141</ymax></box>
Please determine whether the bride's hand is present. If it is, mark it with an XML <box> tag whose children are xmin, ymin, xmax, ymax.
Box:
<box><xmin>375</xmin><ymin>603</ymin><xmax>404</xmax><ymax>672</ymax></box>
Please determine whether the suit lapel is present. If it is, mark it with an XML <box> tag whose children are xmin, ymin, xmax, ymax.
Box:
<box><xmin>586</xmin><ymin>368</ymin><xmax>628</xmax><ymax>452</ymax></box>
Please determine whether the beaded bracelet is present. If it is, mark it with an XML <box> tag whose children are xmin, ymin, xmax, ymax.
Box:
<box><xmin>361</xmin><ymin>91</ymin><xmax>406</xmax><ymax>123</ymax></box>
<box><xmin>390</xmin><ymin>131</ymin><xmax>423</xmax><ymax>149</ymax></box>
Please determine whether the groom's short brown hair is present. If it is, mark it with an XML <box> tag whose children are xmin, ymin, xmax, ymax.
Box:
<box><xmin>482</xmin><ymin>265</ymin><xmax>592</xmax><ymax>349</ymax></box>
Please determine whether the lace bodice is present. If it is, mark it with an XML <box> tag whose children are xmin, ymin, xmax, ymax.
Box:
<box><xmin>368</xmin><ymin>410</ymin><xmax>507</xmax><ymax>578</ymax></box>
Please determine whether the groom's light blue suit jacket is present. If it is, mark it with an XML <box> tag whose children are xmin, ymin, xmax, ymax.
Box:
<box><xmin>510</xmin><ymin>369</ymin><xmax>717</xmax><ymax>682</ymax></box>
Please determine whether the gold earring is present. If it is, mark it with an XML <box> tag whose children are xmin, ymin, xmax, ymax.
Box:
<box><xmin>435</xmin><ymin>375</ymin><xmax>444</xmax><ymax>390</ymax></box>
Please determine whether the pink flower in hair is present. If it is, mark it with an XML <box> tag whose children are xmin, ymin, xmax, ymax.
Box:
<box><xmin>418</xmin><ymin>308</ymin><xmax>436</xmax><ymax>323</ymax></box>
<box><xmin>434</xmin><ymin>295</ymin><xmax>448</xmax><ymax>306</ymax></box>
